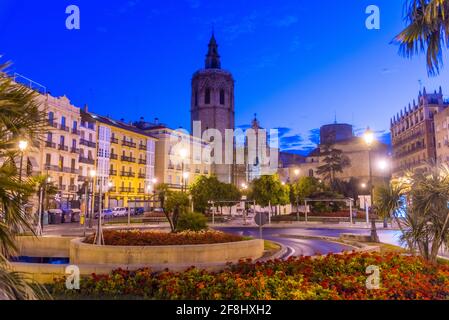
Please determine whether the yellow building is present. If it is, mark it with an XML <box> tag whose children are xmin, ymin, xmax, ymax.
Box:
<box><xmin>88</xmin><ymin>113</ymin><xmax>156</xmax><ymax>208</ymax></box>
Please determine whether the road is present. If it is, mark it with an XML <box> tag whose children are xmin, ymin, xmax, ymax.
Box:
<box><xmin>216</xmin><ymin>227</ymin><xmax>403</xmax><ymax>259</ymax></box>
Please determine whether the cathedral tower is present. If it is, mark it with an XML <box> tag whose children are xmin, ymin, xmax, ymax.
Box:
<box><xmin>191</xmin><ymin>33</ymin><xmax>235</xmax><ymax>183</ymax></box>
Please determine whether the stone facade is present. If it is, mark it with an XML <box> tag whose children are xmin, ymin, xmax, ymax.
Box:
<box><xmin>434</xmin><ymin>106</ymin><xmax>449</xmax><ymax>165</ymax></box>
<box><xmin>390</xmin><ymin>87</ymin><xmax>448</xmax><ymax>177</ymax></box>
<box><xmin>191</xmin><ymin>33</ymin><xmax>235</xmax><ymax>184</ymax></box>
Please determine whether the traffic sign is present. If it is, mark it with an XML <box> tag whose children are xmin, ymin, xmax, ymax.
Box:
<box><xmin>255</xmin><ymin>212</ymin><xmax>268</xmax><ymax>226</ymax></box>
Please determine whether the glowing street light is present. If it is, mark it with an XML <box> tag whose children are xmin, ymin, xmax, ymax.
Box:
<box><xmin>89</xmin><ymin>169</ymin><xmax>97</xmax><ymax>178</ymax></box>
<box><xmin>152</xmin><ymin>178</ymin><xmax>158</xmax><ymax>185</ymax></box>
<box><xmin>18</xmin><ymin>140</ymin><xmax>29</xmax><ymax>152</ymax></box>
<box><xmin>179</xmin><ymin>148</ymin><xmax>188</xmax><ymax>159</ymax></box>
<box><xmin>361</xmin><ymin>183</ymin><xmax>367</xmax><ymax>189</ymax></box>
<box><xmin>363</xmin><ymin>127</ymin><xmax>375</xmax><ymax>147</ymax></box>
<box><xmin>378</xmin><ymin>159</ymin><xmax>389</xmax><ymax>171</ymax></box>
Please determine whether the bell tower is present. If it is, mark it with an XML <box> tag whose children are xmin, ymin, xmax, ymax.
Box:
<box><xmin>191</xmin><ymin>32</ymin><xmax>235</xmax><ymax>183</ymax></box>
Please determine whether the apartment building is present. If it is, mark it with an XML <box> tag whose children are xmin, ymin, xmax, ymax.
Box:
<box><xmin>390</xmin><ymin>87</ymin><xmax>448</xmax><ymax>177</ymax></box>
<box><xmin>89</xmin><ymin>114</ymin><xmax>156</xmax><ymax>208</ymax></box>
<box><xmin>134</xmin><ymin>119</ymin><xmax>211</xmax><ymax>190</ymax></box>
<box><xmin>435</xmin><ymin>106</ymin><xmax>449</xmax><ymax>165</ymax></box>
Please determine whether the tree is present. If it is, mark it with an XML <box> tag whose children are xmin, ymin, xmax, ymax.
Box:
<box><xmin>374</xmin><ymin>182</ymin><xmax>414</xmax><ymax>248</ymax></box>
<box><xmin>155</xmin><ymin>183</ymin><xmax>169</xmax><ymax>209</ymax></box>
<box><xmin>0</xmin><ymin>63</ymin><xmax>49</xmax><ymax>299</ymax></box>
<box><xmin>164</xmin><ymin>191</ymin><xmax>190</xmax><ymax>232</ymax></box>
<box><xmin>395</xmin><ymin>0</ymin><xmax>449</xmax><ymax>76</ymax></box>
<box><xmin>249</xmin><ymin>174</ymin><xmax>290</xmax><ymax>214</ymax></box>
<box><xmin>317</xmin><ymin>144</ymin><xmax>350</xmax><ymax>184</ymax></box>
<box><xmin>291</xmin><ymin>176</ymin><xmax>320</xmax><ymax>203</ymax></box>
<box><xmin>400</xmin><ymin>165</ymin><xmax>449</xmax><ymax>263</ymax></box>
<box><xmin>189</xmin><ymin>176</ymin><xmax>220</xmax><ymax>213</ymax></box>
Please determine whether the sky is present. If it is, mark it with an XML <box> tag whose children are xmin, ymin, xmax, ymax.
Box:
<box><xmin>1</xmin><ymin>0</ymin><xmax>449</xmax><ymax>155</ymax></box>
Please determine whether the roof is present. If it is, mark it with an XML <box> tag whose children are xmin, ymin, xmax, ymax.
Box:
<box><xmin>86</xmin><ymin>112</ymin><xmax>157</xmax><ymax>140</ymax></box>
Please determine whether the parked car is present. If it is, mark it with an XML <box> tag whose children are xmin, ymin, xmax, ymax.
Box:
<box><xmin>152</xmin><ymin>207</ymin><xmax>164</xmax><ymax>213</ymax></box>
<box><xmin>112</xmin><ymin>207</ymin><xmax>128</xmax><ymax>217</ymax></box>
<box><xmin>132</xmin><ymin>207</ymin><xmax>145</xmax><ymax>216</ymax></box>
<box><xmin>71</xmin><ymin>209</ymin><xmax>81</xmax><ymax>222</ymax></box>
<box><xmin>95</xmin><ymin>209</ymin><xmax>114</xmax><ymax>219</ymax></box>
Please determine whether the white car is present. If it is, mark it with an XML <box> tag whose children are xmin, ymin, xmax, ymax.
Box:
<box><xmin>112</xmin><ymin>207</ymin><xmax>128</xmax><ymax>217</ymax></box>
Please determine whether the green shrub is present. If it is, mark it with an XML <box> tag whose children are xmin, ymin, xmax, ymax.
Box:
<box><xmin>176</xmin><ymin>212</ymin><xmax>208</xmax><ymax>232</ymax></box>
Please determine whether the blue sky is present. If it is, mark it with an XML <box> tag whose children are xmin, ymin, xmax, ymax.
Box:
<box><xmin>1</xmin><ymin>0</ymin><xmax>449</xmax><ymax>155</ymax></box>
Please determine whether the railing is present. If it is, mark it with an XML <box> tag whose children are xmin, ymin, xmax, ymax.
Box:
<box><xmin>72</xmin><ymin>128</ymin><xmax>81</xmax><ymax>135</ymax></box>
<box><xmin>45</xmin><ymin>164</ymin><xmax>60</xmax><ymax>172</ymax></box>
<box><xmin>122</xmin><ymin>140</ymin><xmax>137</xmax><ymax>148</ymax></box>
<box><xmin>109</xmin><ymin>170</ymin><xmax>117</xmax><ymax>176</ymax></box>
<box><xmin>109</xmin><ymin>187</ymin><xmax>117</xmax><ymax>193</ymax></box>
<box><xmin>79</xmin><ymin>157</ymin><xmax>95</xmax><ymax>165</ymax></box>
<box><xmin>110</xmin><ymin>153</ymin><xmax>118</xmax><ymax>160</ymax></box>
<box><xmin>392</xmin><ymin>130</ymin><xmax>424</xmax><ymax>148</ymax></box>
<box><xmin>139</xmin><ymin>144</ymin><xmax>147</xmax><ymax>151</ymax></box>
<box><xmin>138</xmin><ymin>173</ymin><xmax>146</xmax><ymax>179</ymax></box>
<box><xmin>78</xmin><ymin>176</ymin><xmax>87</xmax><ymax>182</ymax></box>
<box><xmin>48</xmin><ymin>121</ymin><xmax>58</xmax><ymax>128</ymax></box>
<box><xmin>138</xmin><ymin>158</ymin><xmax>147</xmax><ymax>165</ymax></box>
<box><xmin>45</xmin><ymin>141</ymin><xmax>56</xmax><ymax>148</ymax></box>
<box><xmin>68</xmin><ymin>185</ymin><xmax>77</xmax><ymax>192</ymax></box>
<box><xmin>58</xmin><ymin>144</ymin><xmax>69</xmax><ymax>152</ymax></box>
<box><xmin>393</xmin><ymin>145</ymin><xmax>426</xmax><ymax>159</ymax></box>
<box><xmin>59</xmin><ymin>185</ymin><xmax>67</xmax><ymax>191</ymax></box>
<box><xmin>120</xmin><ymin>187</ymin><xmax>134</xmax><ymax>193</ymax></box>
<box><xmin>80</xmin><ymin>139</ymin><xmax>97</xmax><ymax>148</ymax></box>
<box><xmin>70</xmin><ymin>147</ymin><xmax>80</xmax><ymax>154</ymax></box>
<box><xmin>111</xmin><ymin>137</ymin><xmax>119</xmax><ymax>144</ymax></box>
<box><xmin>138</xmin><ymin>188</ymin><xmax>145</xmax><ymax>194</ymax></box>
<box><xmin>120</xmin><ymin>171</ymin><xmax>135</xmax><ymax>178</ymax></box>
<box><xmin>59</xmin><ymin>124</ymin><xmax>70</xmax><ymax>132</ymax></box>
<box><xmin>121</xmin><ymin>156</ymin><xmax>136</xmax><ymax>163</ymax></box>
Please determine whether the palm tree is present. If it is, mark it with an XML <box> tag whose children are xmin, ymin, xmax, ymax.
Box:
<box><xmin>395</xmin><ymin>0</ymin><xmax>449</xmax><ymax>75</ymax></box>
<box><xmin>0</xmin><ymin>63</ymin><xmax>49</xmax><ymax>299</ymax></box>
<box><xmin>374</xmin><ymin>182</ymin><xmax>415</xmax><ymax>250</ymax></box>
<box><xmin>402</xmin><ymin>165</ymin><xmax>449</xmax><ymax>263</ymax></box>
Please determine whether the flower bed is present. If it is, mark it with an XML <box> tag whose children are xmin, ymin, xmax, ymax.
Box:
<box><xmin>83</xmin><ymin>230</ymin><xmax>245</xmax><ymax>246</ymax></box>
<box><xmin>51</xmin><ymin>252</ymin><xmax>449</xmax><ymax>300</ymax></box>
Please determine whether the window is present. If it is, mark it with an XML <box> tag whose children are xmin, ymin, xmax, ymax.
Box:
<box><xmin>45</xmin><ymin>154</ymin><xmax>51</xmax><ymax>166</ymax></box>
<box><xmin>47</xmin><ymin>132</ymin><xmax>52</xmax><ymax>142</ymax></box>
<box><xmin>61</xmin><ymin>116</ymin><xmax>66</xmax><ymax>128</ymax></box>
<box><xmin>220</xmin><ymin>89</ymin><xmax>225</xmax><ymax>105</ymax></box>
<box><xmin>205</xmin><ymin>88</ymin><xmax>211</xmax><ymax>104</ymax></box>
<box><xmin>60</xmin><ymin>136</ymin><xmax>65</xmax><ymax>146</ymax></box>
<box><xmin>48</xmin><ymin>112</ymin><xmax>54</xmax><ymax>124</ymax></box>
<box><xmin>59</xmin><ymin>177</ymin><xmax>63</xmax><ymax>187</ymax></box>
<box><xmin>59</xmin><ymin>156</ymin><xmax>64</xmax><ymax>169</ymax></box>
<box><xmin>72</xmin><ymin>139</ymin><xmax>77</xmax><ymax>148</ymax></box>
<box><xmin>89</xmin><ymin>133</ymin><xmax>93</xmax><ymax>142</ymax></box>
<box><xmin>71</xmin><ymin>159</ymin><xmax>76</xmax><ymax>170</ymax></box>
<box><xmin>73</xmin><ymin>121</ymin><xmax>78</xmax><ymax>131</ymax></box>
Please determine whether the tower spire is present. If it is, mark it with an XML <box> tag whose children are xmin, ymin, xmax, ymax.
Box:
<box><xmin>205</xmin><ymin>32</ymin><xmax>221</xmax><ymax>69</ymax></box>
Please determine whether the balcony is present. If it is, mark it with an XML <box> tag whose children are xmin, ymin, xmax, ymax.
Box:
<box><xmin>138</xmin><ymin>173</ymin><xmax>146</xmax><ymax>179</ymax></box>
<box><xmin>58</xmin><ymin>144</ymin><xmax>69</xmax><ymax>152</ymax></box>
<box><xmin>68</xmin><ymin>185</ymin><xmax>78</xmax><ymax>192</ymax></box>
<box><xmin>139</xmin><ymin>144</ymin><xmax>147</xmax><ymax>151</ymax></box>
<box><xmin>111</xmin><ymin>137</ymin><xmax>119</xmax><ymax>144</ymax></box>
<box><xmin>79</xmin><ymin>157</ymin><xmax>95</xmax><ymax>165</ymax></box>
<box><xmin>109</xmin><ymin>170</ymin><xmax>117</xmax><ymax>176</ymax></box>
<box><xmin>45</xmin><ymin>164</ymin><xmax>60</xmax><ymax>172</ymax></box>
<box><xmin>78</xmin><ymin>176</ymin><xmax>87</xmax><ymax>182</ymax></box>
<box><xmin>120</xmin><ymin>171</ymin><xmax>135</xmax><ymax>178</ymax></box>
<box><xmin>120</xmin><ymin>187</ymin><xmax>134</xmax><ymax>193</ymax></box>
<box><xmin>110</xmin><ymin>153</ymin><xmax>118</xmax><ymax>160</ymax></box>
<box><xmin>138</xmin><ymin>188</ymin><xmax>145</xmax><ymax>194</ymax></box>
<box><xmin>70</xmin><ymin>147</ymin><xmax>80</xmax><ymax>154</ymax></box>
<box><xmin>45</xmin><ymin>141</ymin><xmax>56</xmax><ymax>149</ymax></box>
<box><xmin>109</xmin><ymin>187</ymin><xmax>117</xmax><ymax>193</ymax></box>
<box><xmin>121</xmin><ymin>156</ymin><xmax>136</xmax><ymax>163</ymax></box>
<box><xmin>80</xmin><ymin>139</ymin><xmax>97</xmax><ymax>148</ymax></box>
<box><xmin>58</xmin><ymin>185</ymin><xmax>67</xmax><ymax>191</ymax></box>
<box><xmin>48</xmin><ymin>120</ymin><xmax>58</xmax><ymax>129</ymax></box>
<box><xmin>59</xmin><ymin>124</ymin><xmax>70</xmax><ymax>132</ymax></box>
<box><xmin>72</xmin><ymin>128</ymin><xmax>81</xmax><ymax>135</ymax></box>
<box><xmin>138</xmin><ymin>158</ymin><xmax>147</xmax><ymax>165</ymax></box>
<box><xmin>122</xmin><ymin>140</ymin><xmax>137</xmax><ymax>148</ymax></box>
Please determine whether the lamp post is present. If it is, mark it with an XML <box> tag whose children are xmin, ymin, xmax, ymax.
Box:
<box><xmin>294</xmin><ymin>168</ymin><xmax>300</xmax><ymax>216</ymax></box>
<box><xmin>107</xmin><ymin>181</ymin><xmax>113</xmax><ymax>210</ymax></box>
<box><xmin>18</xmin><ymin>140</ymin><xmax>28</xmax><ymax>182</ymax></box>
<box><xmin>378</xmin><ymin>159</ymin><xmax>391</xmax><ymax>228</ymax></box>
<box><xmin>88</xmin><ymin>169</ymin><xmax>96</xmax><ymax>229</ymax></box>
<box><xmin>180</xmin><ymin>148</ymin><xmax>188</xmax><ymax>192</ymax></box>
<box><xmin>363</xmin><ymin>127</ymin><xmax>379</xmax><ymax>242</ymax></box>
<box><xmin>183</xmin><ymin>171</ymin><xmax>190</xmax><ymax>194</ymax></box>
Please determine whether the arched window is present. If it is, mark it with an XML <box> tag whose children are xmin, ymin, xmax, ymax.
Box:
<box><xmin>220</xmin><ymin>89</ymin><xmax>225</xmax><ymax>105</ymax></box>
<box><xmin>205</xmin><ymin>88</ymin><xmax>211</xmax><ymax>104</ymax></box>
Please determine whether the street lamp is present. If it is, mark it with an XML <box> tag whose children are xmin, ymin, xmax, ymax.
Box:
<box><xmin>363</xmin><ymin>127</ymin><xmax>379</xmax><ymax>241</ymax></box>
<box><xmin>182</xmin><ymin>171</ymin><xmax>190</xmax><ymax>193</ymax></box>
<box><xmin>18</xmin><ymin>140</ymin><xmax>28</xmax><ymax>182</ymax></box>
<box><xmin>294</xmin><ymin>168</ymin><xmax>300</xmax><ymax>177</ymax></box>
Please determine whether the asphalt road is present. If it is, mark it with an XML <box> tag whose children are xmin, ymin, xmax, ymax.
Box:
<box><xmin>216</xmin><ymin>227</ymin><xmax>403</xmax><ymax>259</ymax></box>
